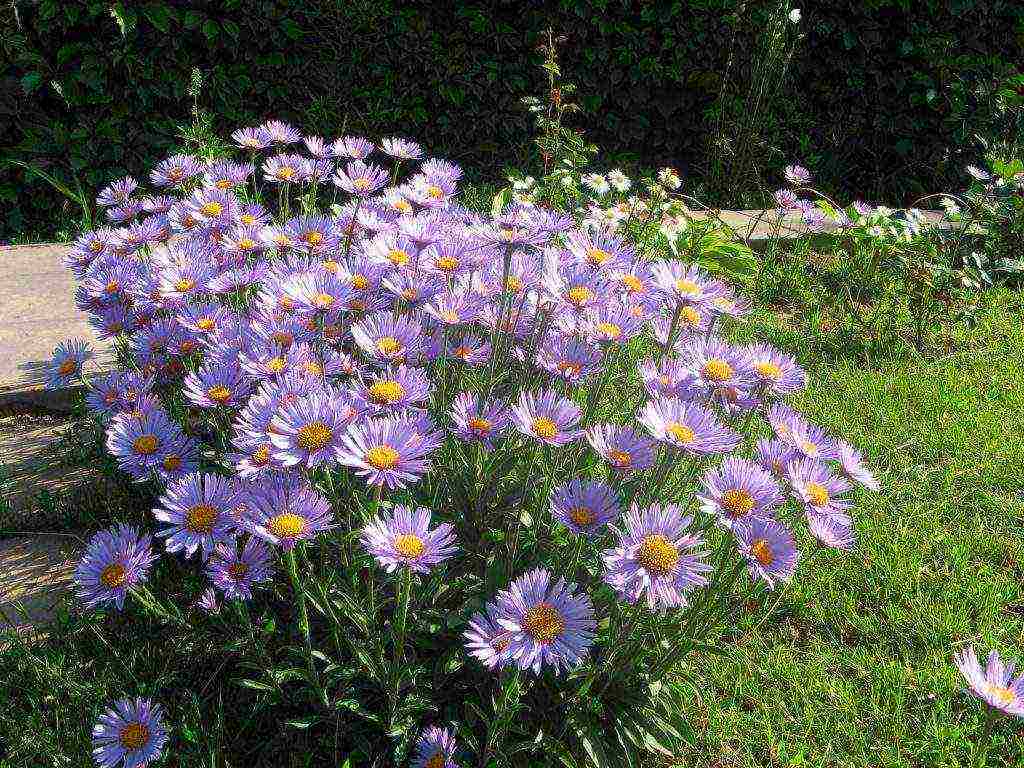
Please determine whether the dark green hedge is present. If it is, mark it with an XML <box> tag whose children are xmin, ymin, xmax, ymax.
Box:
<box><xmin>2</xmin><ymin>0</ymin><xmax>1021</xmax><ymax>239</ymax></box>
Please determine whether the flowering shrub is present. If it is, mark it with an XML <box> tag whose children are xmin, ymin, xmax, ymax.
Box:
<box><xmin>52</xmin><ymin>120</ymin><xmax>881</xmax><ymax>767</ymax></box>
<box><xmin>960</xmin><ymin>159</ymin><xmax>1024</xmax><ymax>279</ymax></box>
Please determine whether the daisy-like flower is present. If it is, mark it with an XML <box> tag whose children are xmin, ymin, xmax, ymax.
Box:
<box><xmin>586</xmin><ymin>424</ymin><xmax>656</xmax><ymax>472</ymax></box>
<box><xmin>150</xmin><ymin>153</ymin><xmax>202</xmax><ymax>187</ymax></box>
<box><xmin>269</xmin><ymin>391</ymin><xmax>353</xmax><ymax>468</ymax></box>
<box><xmin>602</xmin><ymin>504</ymin><xmax>712</xmax><ymax>610</ymax></box>
<box><xmin>535</xmin><ymin>334</ymin><xmax>603</xmax><ymax>384</ymax></box>
<box><xmin>74</xmin><ymin>525</ymin><xmax>157</xmax><ymax>611</ymax></box>
<box><xmin>333</xmin><ymin>135</ymin><xmax>374</xmax><ymax>160</ymax></box>
<box><xmin>46</xmin><ymin>338</ymin><xmax>92</xmax><ymax>388</ymax></box>
<box><xmin>261</xmin><ymin>119</ymin><xmax>303</xmax><ymax>144</ymax></box>
<box><xmin>361</xmin><ymin>505</ymin><xmax>457</xmax><ymax>574</ymax></box>
<box><xmin>954</xmin><ymin>646</ymin><xmax>1024</xmax><ymax>718</ymax></box>
<box><xmin>754</xmin><ymin>437</ymin><xmax>798</xmax><ymax>479</ymax></box>
<box><xmin>464</xmin><ymin>601</ymin><xmax>514</xmax><ymax>670</ymax></box>
<box><xmin>698</xmin><ymin>457</ymin><xmax>783</xmax><ymax>529</ymax></box>
<box><xmin>333</xmin><ymin>160</ymin><xmax>389</xmax><ymax>197</ymax></box>
<box><xmin>550</xmin><ymin>479</ymin><xmax>620</xmax><ymax>536</ymax></box>
<box><xmin>582</xmin><ymin>173</ymin><xmax>611</xmax><ymax>195</ymax></box>
<box><xmin>379</xmin><ymin>137</ymin><xmax>424</xmax><ymax>160</ymax></box>
<box><xmin>774</xmin><ymin>188</ymin><xmax>800</xmax><ymax>211</ymax></box>
<box><xmin>411</xmin><ymin>726</ymin><xmax>460</xmax><ymax>768</ymax></box>
<box><xmin>734</xmin><ymin>516</ymin><xmax>799</xmax><ymax>588</ymax></box>
<box><xmin>546</xmin><ymin>264</ymin><xmax>608</xmax><ymax>313</ymax></box>
<box><xmin>806</xmin><ymin>512</ymin><xmax>855</xmax><ymax>550</ymax></box>
<box><xmin>183</xmin><ymin>362</ymin><xmax>250</xmax><ymax>409</ymax></box>
<box><xmin>681</xmin><ymin>335</ymin><xmax>758</xmax><ymax>401</ymax></box>
<box><xmin>244</xmin><ymin>478</ymin><xmax>335</xmax><ymax>550</ymax></box>
<box><xmin>105</xmin><ymin>408</ymin><xmax>182</xmax><ymax>479</ymax></box>
<box><xmin>195</xmin><ymin>586</ymin><xmax>220</xmax><ymax>614</ymax></box>
<box><xmin>784</xmin><ymin>164</ymin><xmax>812</xmax><ymax>186</ymax></box>
<box><xmin>283</xmin><ymin>215</ymin><xmax>340</xmax><ymax>255</ymax></box>
<box><xmin>607</xmin><ymin>169</ymin><xmax>632</xmax><ymax>193</ymax></box>
<box><xmin>564</xmin><ymin>228</ymin><xmax>633</xmax><ymax>271</ymax></box>
<box><xmin>350</xmin><ymin>312</ymin><xmax>422</xmax><ymax>366</ymax></box>
<box><xmin>153</xmin><ymin>472</ymin><xmax>236</xmax><ymax>559</ymax></box>
<box><xmin>744</xmin><ymin>343</ymin><xmax>807</xmax><ymax>396</ymax></box>
<box><xmin>650</xmin><ymin>261</ymin><xmax>725</xmax><ymax>306</ymax></box>
<box><xmin>639</xmin><ymin>398</ymin><xmax>740</xmax><ymax>456</ymax></box>
<box><xmin>338</xmin><ymin>417</ymin><xmax>434</xmax><ymax>488</ymax></box>
<box><xmin>511</xmin><ymin>388</ymin><xmax>584</xmax><ymax>447</ymax></box>
<box><xmin>787</xmin><ymin>418</ymin><xmax>840</xmax><ymax>462</ymax></box>
<box><xmin>357</xmin><ymin>365</ymin><xmax>431</xmax><ymax>415</ymax></box>
<box><xmin>787</xmin><ymin>457</ymin><xmax>852</xmax><ymax>522</ymax></box>
<box><xmin>263</xmin><ymin>153</ymin><xmax>310</xmax><ymax>184</ymax></box>
<box><xmin>204</xmin><ymin>160</ymin><xmax>254</xmax><ymax>191</ymax></box>
<box><xmin>495</xmin><ymin>568</ymin><xmax>596</xmax><ymax>674</ymax></box>
<box><xmin>280</xmin><ymin>270</ymin><xmax>352</xmax><ymax>319</ymax></box>
<box><xmin>96</xmin><ymin>177</ymin><xmax>139</xmax><ymax>208</ymax></box>
<box><xmin>206</xmin><ymin>538</ymin><xmax>274</xmax><ymax>601</ymax></box>
<box><xmin>91</xmin><ymin>697</ymin><xmax>169</xmax><ymax>768</ymax></box>
<box><xmin>232</xmin><ymin>126</ymin><xmax>271</xmax><ymax>150</ymax></box>
<box><xmin>447</xmin><ymin>335</ymin><xmax>491</xmax><ymax>366</ymax></box>
<box><xmin>450</xmin><ymin>392</ymin><xmax>510</xmax><ymax>449</ymax></box>
<box><xmin>836</xmin><ymin>440</ymin><xmax>880</xmax><ymax>491</ymax></box>
<box><xmin>586</xmin><ymin>301</ymin><xmax>645</xmax><ymax>346</ymax></box>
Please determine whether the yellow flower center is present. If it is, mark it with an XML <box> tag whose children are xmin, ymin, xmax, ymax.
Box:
<box><xmin>608</xmin><ymin>448</ymin><xmax>632</xmax><ymax>468</ymax></box>
<box><xmin>366</xmin><ymin>445</ymin><xmax>400</xmax><ymax>470</ymax></box>
<box><xmin>987</xmin><ymin>684</ymin><xmax>1017</xmax><ymax>706</ymax></box>
<box><xmin>454</xmin><ymin>345</ymin><xmax>471</xmax><ymax>359</ymax></box>
<box><xmin>636</xmin><ymin>534</ymin><xmax>680</xmax><ymax>576</ymax></box>
<box><xmin>240</xmin><ymin>214</ymin><xmax>256</xmax><ymax>225</ymax></box>
<box><xmin>132</xmin><ymin>435</ymin><xmax>159</xmax><ymax>455</ymax></box>
<box><xmin>200</xmin><ymin>201</ymin><xmax>223</xmax><ymax>217</ymax></box>
<box><xmin>681</xmin><ymin>306</ymin><xmax>701</xmax><ymax>326</ymax></box>
<box><xmin>228</xmin><ymin>562</ymin><xmax>249</xmax><ymax>581</ymax></box>
<box><xmin>721</xmin><ymin>488</ymin><xmax>755</xmax><ymax>518</ymax></box>
<box><xmin>303</xmin><ymin>361</ymin><xmax>323</xmax><ymax>376</ymax></box>
<box><xmin>351</xmin><ymin>274</ymin><xmax>369</xmax><ymax>290</ymax></box>
<box><xmin>207</xmin><ymin>385</ymin><xmax>232</xmax><ymax>403</ymax></box>
<box><xmin>311</xmin><ymin>292</ymin><xmax>335</xmax><ymax>309</ymax></box>
<box><xmin>674</xmin><ymin>278</ymin><xmax>700</xmax><ymax>295</ymax></box>
<box><xmin>303</xmin><ymin>231</ymin><xmax>324</xmax><ymax>246</ymax></box>
<box><xmin>468</xmin><ymin>416</ymin><xmax>491</xmax><ymax>435</ymax></box>
<box><xmin>105</xmin><ymin>280</ymin><xmax>121</xmax><ymax>294</ymax></box>
<box><xmin>522</xmin><ymin>601</ymin><xmax>566</xmax><ymax>644</ymax></box>
<box><xmin>368</xmin><ymin>380</ymin><xmax>405</xmax><ymax>404</ymax></box>
<box><xmin>755</xmin><ymin>361</ymin><xmax>782</xmax><ymax>381</ymax></box>
<box><xmin>267</xmin><ymin>356</ymin><xmax>287</xmax><ymax>374</ymax></box>
<box><xmin>401</xmin><ymin>288</ymin><xmax>418</xmax><ymax>302</ymax></box>
<box><xmin>568</xmin><ymin>507</ymin><xmax>596</xmax><ymax>527</ymax></box>
<box><xmin>425</xmin><ymin>754</ymin><xmax>445</xmax><ymax>768</ymax></box>
<box><xmin>440</xmin><ymin>310</ymin><xmax>460</xmax><ymax>324</ymax></box>
<box><xmin>666</xmin><ymin>422</ymin><xmax>695</xmax><ymax>444</ymax></box>
<box><xmin>387</xmin><ymin>248</ymin><xmax>410</xmax><ymax>266</ymax></box>
<box><xmin>531</xmin><ymin>417</ymin><xmax>558</xmax><ymax>440</ymax></box>
<box><xmin>90</xmin><ymin>241</ymin><xmax>104</xmax><ymax>253</ymax></box>
<box><xmin>215</xmin><ymin>179</ymin><xmax>233</xmax><ymax>190</ymax></box>
<box><xmin>566</xmin><ymin>286</ymin><xmax>594</xmax><ymax>307</ymax></box>
<box><xmin>595</xmin><ymin>321</ymin><xmax>621</xmax><ymax>339</ymax></box>
<box><xmin>702</xmin><ymin>359</ymin><xmax>734</xmax><ymax>382</ymax></box>
<box><xmin>806</xmin><ymin>482</ymin><xmax>829</xmax><ymax>506</ymax></box>
<box><xmin>196</xmin><ymin>318</ymin><xmax>215</xmax><ymax>331</ymax></box>
<box><xmin>276</xmin><ymin>166</ymin><xmax>296</xmax><ymax>180</ymax></box>
<box><xmin>394</xmin><ymin>533</ymin><xmax>426</xmax><ymax>558</ymax></box>
<box><xmin>272</xmin><ymin>331</ymin><xmax>294</xmax><ymax>347</ymax></box>
<box><xmin>162</xmin><ymin>454</ymin><xmax>182</xmax><ymax>472</ymax></box>
<box><xmin>118</xmin><ymin>722</ymin><xmax>150</xmax><ymax>751</ymax></box>
<box><xmin>505</xmin><ymin>275</ymin><xmax>523</xmax><ymax>292</ymax></box>
<box><xmin>395</xmin><ymin>200</ymin><xmax>413</xmax><ymax>214</ymax></box>
<box><xmin>57</xmin><ymin>359</ymin><xmax>78</xmax><ymax>376</ymax></box>
<box><xmin>436</xmin><ymin>256</ymin><xmax>459</xmax><ymax>272</ymax></box>
<box><xmin>621</xmin><ymin>274</ymin><xmax>643</xmax><ymax>293</ymax></box>
<box><xmin>185</xmin><ymin>503</ymin><xmax>218</xmax><ymax>533</ymax></box>
<box><xmin>586</xmin><ymin>247</ymin><xmax>610</xmax><ymax>265</ymax></box>
<box><xmin>100</xmin><ymin>562</ymin><xmax>127</xmax><ymax>589</ymax></box>
<box><xmin>353</xmin><ymin>177</ymin><xmax>371</xmax><ymax>191</ymax></box>
<box><xmin>251</xmin><ymin>444</ymin><xmax>271</xmax><ymax>466</ymax></box>
<box><xmin>268</xmin><ymin>513</ymin><xmax>306</xmax><ymax>539</ymax></box>
<box><xmin>426</xmin><ymin>184</ymin><xmax>444</xmax><ymax>199</ymax></box>
<box><xmin>557</xmin><ymin>361</ymin><xmax>582</xmax><ymax>377</ymax></box>
<box><xmin>376</xmin><ymin>336</ymin><xmax>402</xmax><ymax>356</ymax></box>
<box><xmin>798</xmin><ymin>439</ymin><xmax>819</xmax><ymax>458</ymax></box>
<box><xmin>280</xmin><ymin>296</ymin><xmax>296</xmax><ymax>311</ymax></box>
<box><xmin>296</xmin><ymin>421</ymin><xmax>333</xmax><ymax>452</ymax></box>
<box><xmin>751</xmin><ymin>538</ymin><xmax>775</xmax><ymax>567</ymax></box>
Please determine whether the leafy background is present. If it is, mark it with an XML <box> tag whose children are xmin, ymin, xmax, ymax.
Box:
<box><xmin>2</xmin><ymin>0</ymin><xmax>1022</xmax><ymax>239</ymax></box>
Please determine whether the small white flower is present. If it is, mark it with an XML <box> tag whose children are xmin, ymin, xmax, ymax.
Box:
<box><xmin>657</xmin><ymin>167</ymin><xmax>682</xmax><ymax>190</ymax></box>
<box><xmin>582</xmin><ymin>173</ymin><xmax>611</xmax><ymax>195</ymax></box>
<box><xmin>789</xmin><ymin>8</ymin><xmax>801</xmax><ymax>23</ymax></box>
<box><xmin>607</xmin><ymin>169</ymin><xmax>631</xmax><ymax>192</ymax></box>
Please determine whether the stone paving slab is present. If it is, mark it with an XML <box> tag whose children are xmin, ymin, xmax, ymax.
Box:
<box><xmin>0</xmin><ymin>534</ymin><xmax>81</xmax><ymax>633</ymax></box>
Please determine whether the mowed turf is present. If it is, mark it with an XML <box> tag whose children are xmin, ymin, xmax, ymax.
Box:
<box><xmin>678</xmin><ymin>287</ymin><xmax>1024</xmax><ymax>767</ymax></box>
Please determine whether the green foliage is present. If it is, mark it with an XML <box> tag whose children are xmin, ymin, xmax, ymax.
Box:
<box><xmin>3</xmin><ymin>1</ymin><xmax>1023</xmax><ymax>239</ymax></box>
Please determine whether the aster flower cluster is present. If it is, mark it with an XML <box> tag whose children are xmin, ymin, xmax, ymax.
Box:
<box><xmin>61</xmin><ymin>120</ymin><xmax>882</xmax><ymax>766</ymax></box>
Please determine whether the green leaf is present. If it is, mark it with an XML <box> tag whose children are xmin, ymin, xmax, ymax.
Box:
<box><xmin>20</xmin><ymin>72</ymin><xmax>43</xmax><ymax>94</ymax></box>
<box><xmin>490</xmin><ymin>187</ymin><xmax>511</xmax><ymax>218</ymax></box>
<box><xmin>202</xmin><ymin>20</ymin><xmax>219</xmax><ymax>42</ymax></box>
<box><xmin>143</xmin><ymin>4</ymin><xmax>171</xmax><ymax>32</ymax></box>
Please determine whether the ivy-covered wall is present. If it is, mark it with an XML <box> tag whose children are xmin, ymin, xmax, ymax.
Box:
<box><xmin>2</xmin><ymin>0</ymin><xmax>1021</xmax><ymax>238</ymax></box>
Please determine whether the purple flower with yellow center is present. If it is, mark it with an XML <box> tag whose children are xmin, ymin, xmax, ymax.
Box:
<box><xmin>155</xmin><ymin>432</ymin><xmax>201</xmax><ymax>483</ymax></box>
<box><xmin>381</xmin><ymin>270</ymin><xmax>444</xmax><ymax>309</ymax></box>
<box><xmin>153</xmin><ymin>472</ymin><xmax>236</xmax><ymax>559</ymax></box>
<box><xmin>269</xmin><ymin>391</ymin><xmax>351</xmax><ymax>468</ymax></box>
<box><xmin>283</xmin><ymin>215</ymin><xmax>340</xmax><ymax>254</ymax></box>
<box><xmin>280</xmin><ymin>271</ymin><xmax>352</xmax><ymax>319</ymax></box>
<box><xmin>380</xmin><ymin>137</ymin><xmax>424</xmax><ymax>160</ymax></box>
<box><xmin>807</xmin><ymin>512</ymin><xmax>855</xmax><ymax>550</ymax></box>
<box><xmin>183</xmin><ymin>362</ymin><xmax>250</xmax><ymax>409</ymax></box>
<box><xmin>361</xmin><ymin>505</ymin><xmax>457</xmax><ymax>574</ymax></box>
<box><xmin>601</xmin><ymin>503</ymin><xmax>712</xmax><ymax>610</ymax></box>
<box><xmin>651</xmin><ymin>261</ymin><xmax>725</xmax><ymax>306</ymax></box>
<box><xmin>451</xmin><ymin>392</ymin><xmax>509</xmax><ymax>449</ymax></box>
<box><xmin>244</xmin><ymin>477</ymin><xmax>335</xmax><ymax>550</ymax></box>
<box><xmin>91</xmin><ymin>697</ymin><xmax>168</xmax><ymax>768</ymax></box>
<box><xmin>586</xmin><ymin>424</ymin><xmax>656</xmax><ymax>472</ymax></box>
<box><xmin>46</xmin><ymin>338</ymin><xmax>92</xmax><ymax>389</ymax></box>
<box><xmin>734</xmin><ymin>516</ymin><xmax>799</xmax><ymax>588</ymax></box>
<box><xmin>639</xmin><ymin>357</ymin><xmax>698</xmax><ymax>400</ymax></box>
<box><xmin>682</xmin><ymin>334</ymin><xmax>758</xmax><ymax>401</ymax></box>
<box><xmin>698</xmin><ymin>457</ymin><xmax>783</xmax><ymax>529</ymax></box>
<box><xmin>587</xmin><ymin>301</ymin><xmax>645</xmax><ymax>346</ymax></box>
<box><xmin>150</xmin><ymin>153</ymin><xmax>202</xmax><ymax>187</ymax></box>
<box><xmin>787</xmin><ymin>420</ymin><xmax>840</xmax><ymax>462</ymax></box>
<box><xmin>774</xmin><ymin>188</ymin><xmax>799</xmax><ymax>211</ymax></box>
<box><xmin>464</xmin><ymin>601</ymin><xmax>514</xmax><ymax>670</ymax></box>
<box><xmin>511</xmin><ymin>388</ymin><xmax>584</xmax><ymax>447</ymax></box>
<box><xmin>96</xmin><ymin>177</ymin><xmax>139</xmax><ymax>208</ymax></box>
<box><xmin>361</xmin><ymin>230</ymin><xmax>421</xmax><ymax>270</ymax></box>
<box><xmin>447</xmin><ymin>335</ymin><xmax>492</xmax><ymax>366</ymax></box>
<box><xmin>262</xmin><ymin>119</ymin><xmax>303</xmax><ymax>144</ymax></box>
<box><xmin>357</xmin><ymin>365</ymin><xmax>431</xmax><ymax>415</ymax></box>
<box><xmin>423</xmin><ymin>289</ymin><xmax>482</xmax><ymax>327</ymax></box>
<box><xmin>232</xmin><ymin>126</ymin><xmax>271</xmax><ymax>150</ymax></box>
<box><xmin>337</xmin><ymin>416</ymin><xmax>434</xmax><ymax>488</ymax></box>
<box><xmin>639</xmin><ymin>397</ymin><xmax>740</xmax><ymax>456</ymax></box>
<box><xmin>333</xmin><ymin>160</ymin><xmax>389</xmax><ymax>197</ymax></box>
<box><xmin>784</xmin><ymin>164</ymin><xmax>812</xmax><ymax>186</ymax></box>
<box><xmin>564</xmin><ymin>228</ymin><xmax>634</xmax><ymax>271</ymax></box>
<box><xmin>787</xmin><ymin>457</ymin><xmax>852</xmax><ymax>522</ymax></box>
<box><xmin>551</xmin><ymin>479</ymin><xmax>620</xmax><ymax>536</ymax></box>
<box><xmin>836</xmin><ymin>440</ymin><xmax>880</xmax><ymax>491</ymax></box>
<box><xmin>954</xmin><ymin>646</ymin><xmax>1024</xmax><ymax>718</ymax></box>
<box><xmin>755</xmin><ymin>437</ymin><xmax>798</xmax><ymax>479</ymax></box>
<box><xmin>405</xmin><ymin>175</ymin><xmax>457</xmax><ymax>208</ymax></box>
<box><xmin>351</xmin><ymin>311</ymin><xmax>422</xmax><ymax>366</ymax></box>
<box><xmin>105</xmin><ymin>408</ymin><xmax>182</xmax><ymax>479</ymax></box>
<box><xmin>744</xmin><ymin>343</ymin><xmax>807</xmax><ymax>396</ymax></box>
<box><xmin>495</xmin><ymin>568</ymin><xmax>596</xmax><ymax>674</ymax></box>
<box><xmin>329</xmin><ymin>135</ymin><xmax>371</xmax><ymax>159</ymax></box>
<box><xmin>262</xmin><ymin>153</ymin><xmax>310</xmax><ymax>184</ymax></box>
<box><xmin>546</xmin><ymin>264</ymin><xmax>608</xmax><ymax>312</ymax></box>
<box><xmin>74</xmin><ymin>525</ymin><xmax>157</xmax><ymax>611</ymax></box>
<box><xmin>206</xmin><ymin>537</ymin><xmax>274</xmax><ymax>601</ymax></box>
<box><xmin>535</xmin><ymin>334</ymin><xmax>603</xmax><ymax>384</ymax></box>
<box><xmin>411</xmin><ymin>726</ymin><xmax>460</xmax><ymax>768</ymax></box>
<box><xmin>204</xmin><ymin>160</ymin><xmax>254</xmax><ymax>191</ymax></box>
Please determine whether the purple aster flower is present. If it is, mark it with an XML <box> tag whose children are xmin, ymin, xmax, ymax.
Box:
<box><xmin>269</xmin><ymin>391</ymin><xmax>353</xmax><ymax>468</ymax></box>
<box><xmin>411</xmin><ymin>726</ymin><xmax>460</xmax><ymax>768</ymax></box>
<box><xmin>787</xmin><ymin>457</ymin><xmax>852</xmax><ymax>522</ymax></box>
<box><xmin>280</xmin><ymin>271</ymin><xmax>352</xmax><ymax>319</ymax></box>
<box><xmin>551</xmin><ymin>479</ymin><xmax>620</xmax><ymax>536</ymax></box>
<box><xmin>153</xmin><ymin>472</ymin><xmax>237</xmax><ymax>560</ymax></box>
<box><xmin>154</xmin><ymin>432</ymin><xmax>201</xmax><ymax>483</ymax></box>
<box><xmin>91</xmin><ymin>697</ymin><xmax>168</xmax><ymax>768</ymax></box>
<box><xmin>836</xmin><ymin>440</ymin><xmax>880</xmax><ymax>491</ymax></box>
<box><xmin>806</xmin><ymin>512</ymin><xmax>855</xmax><ymax>550</ymax></box>
<box><xmin>283</xmin><ymin>215</ymin><xmax>341</xmax><ymax>255</ymax></box>
<box><xmin>337</xmin><ymin>416</ymin><xmax>435</xmax><ymax>489</ymax></box>
<box><xmin>601</xmin><ymin>503</ymin><xmax>712</xmax><ymax>610</ymax></box>
<box><xmin>784</xmin><ymin>164</ymin><xmax>812</xmax><ymax>186</ymax></box>
<box><xmin>206</xmin><ymin>537</ymin><xmax>274</xmax><ymax>601</ymax></box>
<box><xmin>381</xmin><ymin>270</ymin><xmax>444</xmax><ymax>309</ymax></box>
<box><xmin>495</xmin><ymin>568</ymin><xmax>596</xmax><ymax>674</ymax></box>
<box><xmin>734</xmin><ymin>516</ymin><xmax>799</xmax><ymax>588</ymax></box>
<box><xmin>334</xmin><ymin>160</ymin><xmax>390</xmax><ymax>197</ymax></box>
<box><xmin>744</xmin><ymin>343</ymin><xmax>807</xmax><ymax>396</ymax></box>
<box><xmin>788</xmin><ymin>419</ymin><xmax>840</xmax><ymax>462</ymax></box>
<box><xmin>511</xmin><ymin>388</ymin><xmax>584</xmax><ymax>447</ymax></box>
<box><xmin>639</xmin><ymin>398</ymin><xmax>741</xmax><ymax>456</ymax></box>
<box><xmin>535</xmin><ymin>334</ymin><xmax>603</xmax><ymax>384</ymax></box>
<box><xmin>74</xmin><ymin>525</ymin><xmax>157</xmax><ymax>611</ymax></box>
<box><xmin>564</xmin><ymin>228</ymin><xmax>634</xmax><ymax>271</ymax></box>
<box><xmin>954</xmin><ymin>647</ymin><xmax>1024</xmax><ymax>718</ymax></box>
<box><xmin>698</xmin><ymin>457</ymin><xmax>783</xmax><ymax>529</ymax></box>
<box><xmin>96</xmin><ymin>177</ymin><xmax>139</xmax><ymax>208</ymax></box>
<box><xmin>447</xmin><ymin>336</ymin><xmax>492</xmax><ymax>366</ymax></box>
<box><xmin>450</xmin><ymin>392</ymin><xmax>510</xmax><ymax>449</ymax></box>
<box><xmin>204</xmin><ymin>160</ymin><xmax>254</xmax><ymax>191</ymax></box>
<box><xmin>639</xmin><ymin>357</ymin><xmax>699</xmax><ymax>401</ymax></box>
<box><xmin>587</xmin><ymin>301</ymin><xmax>645</xmax><ymax>346</ymax></box>
<box><xmin>243</xmin><ymin>477</ymin><xmax>335</xmax><ymax>550</ymax></box>
<box><xmin>195</xmin><ymin>586</ymin><xmax>220</xmax><ymax>614</ymax></box>
<box><xmin>586</xmin><ymin>424</ymin><xmax>656</xmax><ymax>472</ymax></box>
<box><xmin>361</xmin><ymin>505</ymin><xmax>457</xmax><ymax>574</ymax></box>
<box><xmin>105</xmin><ymin>408</ymin><xmax>182</xmax><ymax>479</ymax></box>
<box><xmin>681</xmin><ymin>335</ymin><xmax>758</xmax><ymax>401</ymax></box>
<box><xmin>464</xmin><ymin>601</ymin><xmax>514</xmax><ymax>670</ymax></box>
<box><xmin>351</xmin><ymin>312</ymin><xmax>423</xmax><ymax>366</ymax></box>
<box><xmin>261</xmin><ymin>119</ymin><xmax>303</xmax><ymax>144</ymax></box>
<box><xmin>754</xmin><ymin>437</ymin><xmax>798</xmax><ymax>479</ymax></box>
<box><xmin>379</xmin><ymin>137</ymin><xmax>424</xmax><ymax>160</ymax></box>
<box><xmin>46</xmin><ymin>338</ymin><xmax>92</xmax><ymax>388</ymax></box>
<box><xmin>774</xmin><ymin>188</ymin><xmax>799</xmax><ymax>211</ymax></box>
<box><xmin>333</xmin><ymin>135</ymin><xmax>374</xmax><ymax>160</ymax></box>
<box><xmin>183</xmin><ymin>362</ymin><xmax>250</xmax><ymax>409</ymax></box>
<box><xmin>150</xmin><ymin>153</ymin><xmax>202</xmax><ymax>187</ymax></box>
<box><xmin>262</xmin><ymin>153</ymin><xmax>310</xmax><ymax>184</ymax></box>
<box><xmin>650</xmin><ymin>261</ymin><xmax>725</xmax><ymax>306</ymax></box>
<box><xmin>545</xmin><ymin>264</ymin><xmax>608</xmax><ymax>313</ymax></box>
<box><xmin>357</xmin><ymin>365</ymin><xmax>431</xmax><ymax>416</ymax></box>
<box><xmin>423</xmin><ymin>289</ymin><xmax>482</xmax><ymax>327</ymax></box>
<box><xmin>232</xmin><ymin>126</ymin><xmax>271</xmax><ymax>150</ymax></box>
<box><xmin>852</xmin><ymin>200</ymin><xmax>875</xmax><ymax>217</ymax></box>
